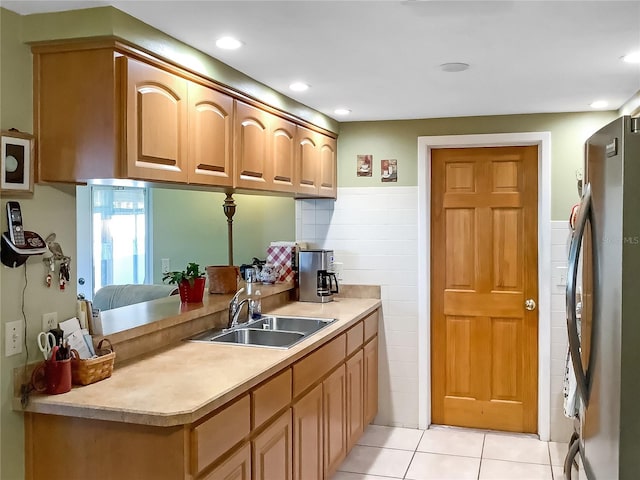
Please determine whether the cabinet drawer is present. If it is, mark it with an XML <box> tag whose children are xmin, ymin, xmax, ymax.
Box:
<box><xmin>252</xmin><ymin>368</ymin><xmax>292</xmax><ymax>429</ymax></box>
<box><xmin>346</xmin><ymin>322</ymin><xmax>363</xmax><ymax>357</ymax></box>
<box><xmin>191</xmin><ymin>395</ymin><xmax>251</xmax><ymax>475</ymax></box>
<box><xmin>293</xmin><ymin>334</ymin><xmax>346</xmax><ymax>397</ymax></box>
<box><xmin>364</xmin><ymin>310</ymin><xmax>379</xmax><ymax>342</ymax></box>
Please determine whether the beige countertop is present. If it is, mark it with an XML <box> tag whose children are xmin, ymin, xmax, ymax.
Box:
<box><xmin>17</xmin><ymin>297</ymin><xmax>381</xmax><ymax>427</ymax></box>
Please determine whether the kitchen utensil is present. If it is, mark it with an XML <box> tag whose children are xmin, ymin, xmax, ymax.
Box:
<box><xmin>37</xmin><ymin>331</ymin><xmax>56</xmax><ymax>360</ymax></box>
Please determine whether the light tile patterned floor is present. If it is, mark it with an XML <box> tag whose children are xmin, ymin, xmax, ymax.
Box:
<box><xmin>333</xmin><ymin>425</ymin><xmax>568</xmax><ymax>480</ymax></box>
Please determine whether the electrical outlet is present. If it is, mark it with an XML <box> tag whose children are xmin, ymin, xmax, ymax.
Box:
<box><xmin>42</xmin><ymin>312</ymin><xmax>58</xmax><ymax>332</ymax></box>
<box><xmin>161</xmin><ymin>258</ymin><xmax>170</xmax><ymax>274</ymax></box>
<box><xmin>5</xmin><ymin>320</ymin><xmax>22</xmax><ymax>356</ymax></box>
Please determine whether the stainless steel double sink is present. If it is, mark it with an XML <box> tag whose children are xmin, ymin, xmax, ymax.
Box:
<box><xmin>188</xmin><ymin>315</ymin><xmax>337</xmax><ymax>349</ymax></box>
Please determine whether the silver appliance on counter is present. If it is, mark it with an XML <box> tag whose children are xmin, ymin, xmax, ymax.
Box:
<box><xmin>298</xmin><ymin>249</ymin><xmax>339</xmax><ymax>303</ymax></box>
<box><xmin>564</xmin><ymin>116</ymin><xmax>640</xmax><ymax>480</ymax></box>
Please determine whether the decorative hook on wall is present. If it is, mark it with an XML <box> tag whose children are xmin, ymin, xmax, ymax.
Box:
<box><xmin>576</xmin><ymin>169</ymin><xmax>583</xmax><ymax>198</ymax></box>
<box><xmin>42</xmin><ymin>233</ymin><xmax>71</xmax><ymax>290</ymax></box>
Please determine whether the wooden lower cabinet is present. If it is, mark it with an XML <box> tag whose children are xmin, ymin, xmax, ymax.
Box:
<box><xmin>292</xmin><ymin>384</ymin><xmax>324</xmax><ymax>480</ymax></box>
<box><xmin>364</xmin><ymin>337</ymin><xmax>379</xmax><ymax>425</ymax></box>
<box><xmin>24</xmin><ymin>315</ymin><xmax>380</xmax><ymax>480</ymax></box>
<box><xmin>346</xmin><ymin>350</ymin><xmax>365</xmax><ymax>451</ymax></box>
<box><xmin>204</xmin><ymin>444</ymin><xmax>251</xmax><ymax>480</ymax></box>
<box><xmin>323</xmin><ymin>364</ymin><xmax>347</xmax><ymax>478</ymax></box>
<box><xmin>252</xmin><ymin>410</ymin><xmax>293</xmax><ymax>480</ymax></box>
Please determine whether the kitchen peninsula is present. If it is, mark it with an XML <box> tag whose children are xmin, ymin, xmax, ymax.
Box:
<box><xmin>17</xmin><ymin>284</ymin><xmax>381</xmax><ymax>480</ymax></box>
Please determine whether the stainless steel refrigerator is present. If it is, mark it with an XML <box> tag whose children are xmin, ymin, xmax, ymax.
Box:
<box><xmin>565</xmin><ymin>116</ymin><xmax>640</xmax><ymax>479</ymax></box>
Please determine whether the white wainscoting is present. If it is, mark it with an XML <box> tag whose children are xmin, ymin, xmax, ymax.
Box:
<box><xmin>296</xmin><ymin>190</ymin><xmax>573</xmax><ymax>441</ymax></box>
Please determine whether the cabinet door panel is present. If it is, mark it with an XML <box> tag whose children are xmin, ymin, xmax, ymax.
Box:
<box><xmin>125</xmin><ymin>58</ymin><xmax>188</xmax><ymax>182</ymax></box>
<box><xmin>346</xmin><ymin>350</ymin><xmax>364</xmax><ymax>451</ymax></box>
<box><xmin>203</xmin><ymin>443</ymin><xmax>251</xmax><ymax>480</ymax></box>
<box><xmin>271</xmin><ymin>116</ymin><xmax>297</xmax><ymax>192</ymax></box>
<box><xmin>323</xmin><ymin>365</ymin><xmax>346</xmax><ymax>478</ymax></box>
<box><xmin>364</xmin><ymin>337</ymin><xmax>379</xmax><ymax>425</ymax></box>
<box><xmin>295</xmin><ymin>126</ymin><xmax>319</xmax><ymax>196</ymax></box>
<box><xmin>235</xmin><ymin>101</ymin><xmax>269</xmax><ymax>190</ymax></box>
<box><xmin>252</xmin><ymin>410</ymin><xmax>293</xmax><ymax>480</ymax></box>
<box><xmin>318</xmin><ymin>135</ymin><xmax>337</xmax><ymax>198</ymax></box>
<box><xmin>188</xmin><ymin>83</ymin><xmax>233</xmax><ymax>186</ymax></box>
<box><xmin>292</xmin><ymin>384</ymin><xmax>323</xmax><ymax>480</ymax></box>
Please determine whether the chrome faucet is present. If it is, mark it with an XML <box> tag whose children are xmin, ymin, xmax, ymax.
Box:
<box><xmin>228</xmin><ymin>288</ymin><xmax>250</xmax><ymax>329</ymax></box>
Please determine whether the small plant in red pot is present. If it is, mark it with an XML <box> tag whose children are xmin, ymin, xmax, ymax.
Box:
<box><xmin>162</xmin><ymin>262</ymin><xmax>206</xmax><ymax>303</ymax></box>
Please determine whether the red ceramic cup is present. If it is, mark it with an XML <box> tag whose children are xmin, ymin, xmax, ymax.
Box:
<box><xmin>32</xmin><ymin>358</ymin><xmax>72</xmax><ymax>395</ymax></box>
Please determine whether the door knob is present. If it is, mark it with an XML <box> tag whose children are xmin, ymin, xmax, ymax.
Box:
<box><xmin>525</xmin><ymin>299</ymin><xmax>536</xmax><ymax>311</ymax></box>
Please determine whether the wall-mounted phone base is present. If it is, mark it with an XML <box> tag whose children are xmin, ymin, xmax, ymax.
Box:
<box><xmin>1</xmin><ymin>232</ymin><xmax>47</xmax><ymax>268</ymax></box>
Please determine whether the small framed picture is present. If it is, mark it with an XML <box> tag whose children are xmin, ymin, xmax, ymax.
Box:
<box><xmin>1</xmin><ymin>130</ymin><xmax>35</xmax><ymax>194</ymax></box>
<box><xmin>381</xmin><ymin>159</ymin><xmax>397</xmax><ymax>182</ymax></box>
<box><xmin>357</xmin><ymin>154</ymin><xmax>372</xmax><ymax>177</ymax></box>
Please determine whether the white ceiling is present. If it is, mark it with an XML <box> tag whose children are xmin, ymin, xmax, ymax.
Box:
<box><xmin>4</xmin><ymin>0</ymin><xmax>640</xmax><ymax>122</ymax></box>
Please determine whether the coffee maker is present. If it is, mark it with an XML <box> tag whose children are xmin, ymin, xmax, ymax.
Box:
<box><xmin>298</xmin><ymin>249</ymin><xmax>339</xmax><ymax>303</ymax></box>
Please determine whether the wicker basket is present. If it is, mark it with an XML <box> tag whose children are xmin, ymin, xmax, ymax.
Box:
<box><xmin>71</xmin><ymin>339</ymin><xmax>116</xmax><ymax>386</ymax></box>
<box><xmin>206</xmin><ymin>265</ymin><xmax>239</xmax><ymax>294</ymax></box>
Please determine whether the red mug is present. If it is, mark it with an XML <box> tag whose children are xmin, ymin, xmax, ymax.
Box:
<box><xmin>32</xmin><ymin>358</ymin><xmax>72</xmax><ymax>395</ymax></box>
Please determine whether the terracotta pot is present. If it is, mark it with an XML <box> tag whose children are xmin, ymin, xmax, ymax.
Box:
<box><xmin>178</xmin><ymin>277</ymin><xmax>206</xmax><ymax>303</ymax></box>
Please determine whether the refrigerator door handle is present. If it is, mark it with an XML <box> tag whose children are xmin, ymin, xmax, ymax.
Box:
<box><xmin>566</xmin><ymin>182</ymin><xmax>592</xmax><ymax>406</ymax></box>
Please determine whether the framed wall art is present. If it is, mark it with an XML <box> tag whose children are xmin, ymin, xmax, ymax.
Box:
<box><xmin>1</xmin><ymin>130</ymin><xmax>35</xmax><ymax>195</ymax></box>
<box><xmin>357</xmin><ymin>154</ymin><xmax>373</xmax><ymax>177</ymax></box>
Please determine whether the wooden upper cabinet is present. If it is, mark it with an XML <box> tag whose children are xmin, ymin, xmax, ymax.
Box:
<box><xmin>33</xmin><ymin>41</ymin><xmax>338</xmax><ymax>195</ymax></box>
<box><xmin>269</xmin><ymin>116</ymin><xmax>297</xmax><ymax>193</ymax></box>
<box><xmin>295</xmin><ymin>126</ymin><xmax>319</xmax><ymax>196</ymax></box>
<box><xmin>318</xmin><ymin>135</ymin><xmax>337</xmax><ymax>198</ymax></box>
<box><xmin>234</xmin><ymin>100</ymin><xmax>270</xmax><ymax>190</ymax></box>
<box><xmin>188</xmin><ymin>82</ymin><xmax>233</xmax><ymax>186</ymax></box>
<box><xmin>34</xmin><ymin>47</ymin><xmax>121</xmax><ymax>182</ymax></box>
<box><xmin>123</xmin><ymin>57</ymin><xmax>189</xmax><ymax>183</ymax></box>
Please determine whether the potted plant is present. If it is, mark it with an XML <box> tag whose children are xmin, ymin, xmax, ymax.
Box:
<box><xmin>162</xmin><ymin>262</ymin><xmax>206</xmax><ymax>303</ymax></box>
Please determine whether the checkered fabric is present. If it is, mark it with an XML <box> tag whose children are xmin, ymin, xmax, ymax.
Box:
<box><xmin>266</xmin><ymin>246</ymin><xmax>296</xmax><ymax>282</ymax></box>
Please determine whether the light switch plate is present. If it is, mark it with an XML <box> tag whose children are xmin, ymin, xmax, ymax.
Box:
<box><xmin>161</xmin><ymin>258</ymin><xmax>170</xmax><ymax>274</ymax></box>
<box><xmin>5</xmin><ymin>320</ymin><xmax>22</xmax><ymax>356</ymax></box>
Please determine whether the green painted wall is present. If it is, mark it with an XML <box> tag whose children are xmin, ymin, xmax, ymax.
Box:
<box><xmin>336</xmin><ymin>111</ymin><xmax>618</xmax><ymax>220</ymax></box>
<box><xmin>151</xmin><ymin>189</ymin><xmax>295</xmax><ymax>283</ymax></box>
<box><xmin>1</xmin><ymin>8</ymin><xmax>78</xmax><ymax>480</ymax></box>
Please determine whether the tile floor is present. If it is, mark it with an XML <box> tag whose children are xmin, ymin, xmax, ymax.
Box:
<box><xmin>332</xmin><ymin>425</ymin><xmax>568</xmax><ymax>480</ymax></box>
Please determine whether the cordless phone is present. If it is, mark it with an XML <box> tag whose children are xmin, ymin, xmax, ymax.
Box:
<box><xmin>6</xmin><ymin>201</ymin><xmax>26</xmax><ymax>247</ymax></box>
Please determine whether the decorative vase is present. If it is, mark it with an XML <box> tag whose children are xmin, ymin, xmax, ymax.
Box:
<box><xmin>178</xmin><ymin>277</ymin><xmax>206</xmax><ymax>303</ymax></box>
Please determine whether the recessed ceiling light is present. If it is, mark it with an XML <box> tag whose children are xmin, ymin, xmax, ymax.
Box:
<box><xmin>440</xmin><ymin>62</ymin><xmax>470</xmax><ymax>73</ymax></box>
<box><xmin>216</xmin><ymin>36</ymin><xmax>243</xmax><ymax>50</ymax></box>
<box><xmin>289</xmin><ymin>82</ymin><xmax>310</xmax><ymax>92</ymax></box>
<box><xmin>622</xmin><ymin>51</ymin><xmax>640</xmax><ymax>63</ymax></box>
<box><xmin>334</xmin><ymin>108</ymin><xmax>351</xmax><ymax>116</ymax></box>
<box><xmin>590</xmin><ymin>100</ymin><xmax>609</xmax><ymax>109</ymax></box>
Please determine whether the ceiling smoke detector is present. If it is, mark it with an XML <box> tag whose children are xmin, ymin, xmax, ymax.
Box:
<box><xmin>440</xmin><ymin>62</ymin><xmax>470</xmax><ymax>73</ymax></box>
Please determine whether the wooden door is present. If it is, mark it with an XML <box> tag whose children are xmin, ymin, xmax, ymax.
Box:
<box><xmin>295</xmin><ymin>126</ymin><xmax>319</xmax><ymax>196</ymax></box>
<box><xmin>318</xmin><ymin>135</ymin><xmax>337</xmax><ymax>198</ymax></box>
<box><xmin>431</xmin><ymin>145</ymin><xmax>538</xmax><ymax>433</ymax></box>
<box><xmin>292</xmin><ymin>384</ymin><xmax>323</xmax><ymax>480</ymax></box>
<box><xmin>270</xmin><ymin>116</ymin><xmax>297</xmax><ymax>193</ymax></box>
<box><xmin>204</xmin><ymin>443</ymin><xmax>251</xmax><ymax>480</ymax></box>
<box><xmin>252</xmin><ymin>410</ymin><xmax>293</xmax><ymax>480</ymax></box>
<box><xmin>346</xmin><ymin>350</ymin><xmax>364</xmax><ymax>451</ymax></box>
<box><xmin>124</xmin><ymin>57</ymin><xmax>189</xmax><ymax>183</ymax></box>
<box><xmin>235</xmin><ymin>100</ymin><xmax>270</xmax><ymax>190</ymax></box>
<box><xmin>363</xmin><ymin>337</ymin><xmax>379</xmax><ymax>425</ymax></box>
<box><xmin>188</xmin><ymin>83</ymin><xmax>233</xmax><ymax>186</ymax></box>
<box><xmin>323</xmin><ymin>365</ymin><xmax>346</xmax><ymax>478</ymax></box>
